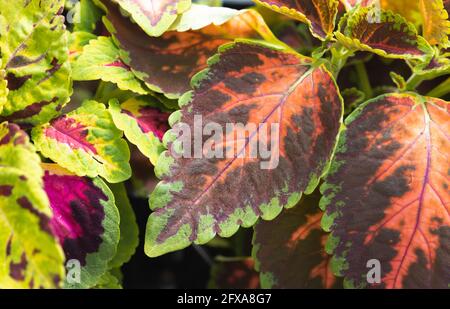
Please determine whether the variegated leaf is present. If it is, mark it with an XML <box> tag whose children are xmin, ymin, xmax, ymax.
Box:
<box><xmin>0</xmin><ymin>0</ymin><xmax>72</xmax><ymax>125</ymax></box>
<box><xmin>32</xmin><ymin>100</ymin><xmax>131</xmax><ymax>183</ymax></box>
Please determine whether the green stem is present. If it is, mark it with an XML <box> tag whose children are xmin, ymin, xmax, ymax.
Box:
<box><xmin>405</xmin><ymin>73</ymin><xmax>424</xmax><ymax>91</ymax></box>
<box><xmin>329</xmin><ymin>46</ymin><xmax>353</xmax><ymax>79</ymax></box>
<box><xmin>94</xmin><ymin>81</ymin><xmax>108</xmax><ymax>101</ymax></box>
<box><xmin>355</xmin><ymin>62</ymin><xmax>373</xmax><ymax>98</ymax></box>
<box><xmin>427</xmin><ymin>77</ymin><xmax>450</xmax><ymax>98</ymax></box>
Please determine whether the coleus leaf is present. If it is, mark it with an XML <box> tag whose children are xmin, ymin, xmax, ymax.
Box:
<box><xmin>109</xmin><ymin>96</ymin><xmax>170</xmax><ymax>165</ymax></box>
<box><xmin>72</xmin><ymin>36</ymin><xmax>148</xmax><ymax>95</ymax></box>
<box><xmin>107</xmin><ymin>183</ymin><xmax>139</xmax><ymax>269</ymax></box>
<box><xmin>208</xmin><ymin>257</ymin><xmax>260</xmax><ymax>289</ymax></box>
<box><xmin>108</xmin><ymin>0</ymin><xmax>192</xmax><ymax>37</ymax></box>
<box><xmin>31</xmin><ymin>100</ymin><xmax>131</xmax><ymax>183</ymax></box>
<box><xmin>320</xmin><ymin>93</ymin><xmax>450</xmax><ymax>288</ymax></box>
<box><xmin>101</xmin><ymin>0</ymin><xmax>282</xmax><ymax>98</ymax></box>
<box><xmin>42</xmin><ymin>163</ymin><xmax>120</xmax><ymax>289</ymax></box>
<box><xmin>253</xmin><ymin>192</ymin><xmax>342</xmax><ymax>288</ymax></box>
<box><xmin>341</xmin><ymin>87</ymin><xmax>365</xmax><ymax>114</ymax></box>
<box><xmin>254</xmin><ymin>0</ymin><xmax>340</xmax><ymax>40</ymax></box>
<box><xmin>145</xmin><ymin>41</ymin><xmax>343</xmax><ymax>257</ymax></box>
<box><xmin>69</xmin><ymin>31</ymin><xmax>97</xmax><ymax>62</ymax></box>
<box><xmin>419</xmin><ymin>0</ymin><xmax>450</xmax><ymax>48</ymax></box>
<box><xmin>356</xmin><ymin>0</ymin><xmax>450</xmax><ymax>48</ymax></box>
<box><xmin>0</xmin><ymin>122</ymin><xmax>65</xmax><ymax>288</ymax></box>
<box><xmin>335</xmin><ymin>5</ymin><xmax>433</xmax><ymax>60</ymax></box>
<box><xmin>0</xmin><ymin>0</ymin><xmax>72</xmax><ymax>125</ymax></box>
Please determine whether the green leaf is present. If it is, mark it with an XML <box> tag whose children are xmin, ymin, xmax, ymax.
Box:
<box><xmin>32</xmin><ymin>100</ymin><xmax>131</xmax><ymax>183</ymax></box>
<box><xmin>145</xmin><ymin>41</ymin><xmax>343</xmax><ymax>257</ymax></box>
<box><xmin>69</xmin><ymin>31</ymin><xmax>97</xmax><ymax>63</ymax></box>
<box><xmin>0</xmin><ymin>122</ymin><xmax>65</xmax><ymax>288</ymax></box>
<box><xmin>73</xmin><ymin>0</ymin><xmax>103</xmax><ymax>33</ymax></box>
<box><xmin>109</xmin><ymin>96</ymin><xmax>170</xmax><ymax>165</ymax></box>
<box><xmin>72</xmin><ymin>36</ymin><xmax>148</xmax><ymax>95</ymax></box>
<box><xmin>335</xmin><ymin>5</ymin><xmax>433</xmax><ymax>60</ymax></box>
<box><xmin>92</xmin><ymin>270</ymin><xmax>122</xmax><ymax>289</ymax></box>
<box><xmin>108</xmin><ymin>0</ymin><xmax>192</xmax><ymax>37</ymax></box>
<box><xmin>107</xmin><ymin>183</ymin><xmax>139</xmax><ymax>269</ymax></box>
<box><xmin>0</xmin><ymin>0</ymin><xmax>72</xmax><ymax>125</ymax></box>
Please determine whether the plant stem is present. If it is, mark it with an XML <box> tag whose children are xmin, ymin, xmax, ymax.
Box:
<box><xmin>405</xmin><ymin>73</ymin><xmax>424</xmax><ymax>91</ymax></box>
<box><xmin>427</xmin><ymin>77</ymin><xmax>450</xmax><ymax>98</ymax></box>
<box><xmin>355</xmin><ymin>62</ymin><xmax>373</xmax><ymax>98</ymax></box>
<box><xmin>94</xmin><ymin>81</ymin><xmax>108</xmax><ymax>101</ymax></box>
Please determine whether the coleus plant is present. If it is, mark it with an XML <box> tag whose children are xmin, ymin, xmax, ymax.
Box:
<box><xmin>0</xmin><ymin>0</ymin><xmax>448</xmax><ymax>289</ymax></box>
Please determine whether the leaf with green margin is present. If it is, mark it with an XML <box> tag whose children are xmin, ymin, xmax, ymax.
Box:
<box><xmin>73</xmin><ymin>0</ymin><xmax>103</xmax><ymax>33</ymax></box>
<box><xmin>0</xmin><ymin>122</ymin><xmax>65</xmax><ymax>289</ymax></box>
<box><xmin>100</xmin><ymin>0</ymin><xmax>284</xmax><ymax>98</ymax></box>
<box><xmin>208</xmin><ymin>257</ymin><xmax>260</xmax><ymax>289</ymax></box>
<box><xmin>253</xmin><ymin>191</ymin><xmax>343</xmax><ymax>288</ymax></box>
<box><xmin>254</xmin><ymin>0</ymin><xmax>340</xmax><ymax>40</ymax></box>
<box><xmin>0</xmin><ymin>0</ymin><xmax>72</xmax><ymax>125</ymax></box>
<box><xmin>31</xmin><ymin>100</ymin><xmax>131</xmax><ymax>183</ymax></box>
<box><xmin>72</xmin><ymin>36</ymin><xmax>148</xmax><ymax>95</ymax></box>
<box><xmin>145</xmin><ymin>41</ymin><xmax>343</xmax><ymax>257</ymax></box>
<box><xmin>109</xmin><ymin>96</ymin><xmax>170</xmax><ymax>165</ymax></box>
<box><xmin>335</xmin><ymin>5</ymin><xmax>433</xmax><ymax>60</ymax></box>
<box><xmin>320</xmin><ymin>93</ymin><xmax>449</xmax><ymax>288</ymax></box>
<box><xmin>110</xmin><ymin>0</ymin><xmax>192</xmax><ymax>37</ymax></box>
<box><xmin>41</xmin><ymin>163</ymin><xmax>120</xmax><ymax>289</ymax></box>
<box><xmin>107</xmin><ymin>183</ymin><xmax>139</xmax><ymax>269</ymax></box>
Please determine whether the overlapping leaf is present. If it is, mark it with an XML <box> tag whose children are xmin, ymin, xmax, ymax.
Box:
<box><xmin>108</xmin><ymin>0</ymin><xmax>192</xmax><ymax>37</ymax></box>
<box><xmin>107</xmin><ymin>183</ymin><xmax>139</xmax><ymax>269</ymax></box>
<box><xmin>320</xmin><ymin>94</ymin><xmax>450</xmax><ymax>288</ymax></box>
<box><xmin>335</xmin><ymin>6</ymin><xmax>432</xmax><ymax>60</ymax></box>
<box><xmin>73</xmin><ymin>0</ymin><xmax>103</xmax><ymax>33</ymax></box>
<box><xmin>101</xmin><ymin>0</ymin><xmax>281</xmax><ymax>98</ymax></box>
<box><xmin>32</xmin><ymin>100</ymin><xmax>131</xmax><ymax>183</ymax></box>
<box><xmin>0</xmin><ymin>122</ymin><xmax>65</xmax><ymax>288</ymax></box>
<box><xmin>0</xmin><ymin>0</ymin><xmax>72</xmax><ymax>125</ymax></box>
<box><xmin>42</xmin><ymin>164</ymin><xmax>120</xmax><ymax>288</ymax></box>
<box><xmin>419</xmin><ymin>0</ymin><xmax>450</xmax><ymax>48</ymax></box>
<box><xmin>109</xmin><ymin>96</ymin><xmax>170</xmax><ymax>165</ymax></box>
<box><xmin>255</xmin><ymin>0</ymin><xmax>340</xmax><ymax>40</ymax></box>
<box><xmin>72</xmin><ymin>36</ymin><xmax>148</xmax><ymax>94</ymax></box>
<box><xmin>145</xmin><ymin>41</ymin><xmax>343</xmax><ymax>257</ymax></box>
<box><xmin>209</xmin><ymin>257</ymin><xmax>260</xmax><ymax>289</ymax></box>
<box><xmin>253</xmin><ymin>192</ymin><xmax>342</xmax><ymax>288</ymax></box>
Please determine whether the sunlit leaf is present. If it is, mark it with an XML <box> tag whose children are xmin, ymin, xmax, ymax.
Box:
<box><xmin>419</xmin><ymin>0</ymin><xmax>450</xmax><ymax>48</ymax></box>
<box><xmin>107</xmin><ymin>0</ymin><xmax>192</xmax><ymax>37</ymax></box>
<box><xmin>321</xmin><ymin>93</ymin><xmax>450</xmax><ymax>288</ymax></box>
<box><xmin>0</xmin><ymin>0</ymin><xmax>72</xmax><ymax>125</ymax></box>
<box><xmin>73</xmin><ymin>0</ymin><xmax>103</xmax><ymax>33</ymax></box>
<box><xmin>145</xmin><ymin>41</ymin><xmax>343</xmax><ymax>257</ymax></box>
<box><xmin>72</xmin><ymin>36</ymin><xmax>148</xmax><ymax>94</ymax></box>
<box><xmin>42</xmin><ymin>164</ymin><xmax>120</xmax><ymax>289</ymax></box>
<box><xmin>255</xmin><ymin>0</ymin><xmax>340</xmax><ymax>40</ymax></box>
<box><xmin>253</xmin><ymin>192</ymin><xmax>342</xmax><ymax>288</ymax></box>
<box><xmin>0</xmin><ymin>122</ymin><xmax>65</xmax><ymax>288</ymax></box>
<box><xmin>32</xmin><ymin>100</ymin><xmax>131</xmax><ymax>183</ymax></box>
